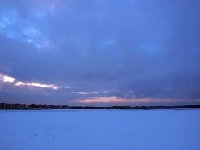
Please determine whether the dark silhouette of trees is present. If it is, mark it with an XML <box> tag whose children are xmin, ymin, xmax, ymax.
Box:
<box><xmin>0</xmin><ymin>103</ymin><xmax>200</xmax><ymax>110</ymax></box>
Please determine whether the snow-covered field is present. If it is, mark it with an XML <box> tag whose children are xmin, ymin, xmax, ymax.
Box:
<box><xmin>0</xmin><ymin>109</ymin><xmax>200</xmax><ymax>150</ymax></box>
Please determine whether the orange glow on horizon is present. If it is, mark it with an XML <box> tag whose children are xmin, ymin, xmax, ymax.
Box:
<box><xmin>73</xmin><ymin>97</ymin><xmax>200</xmax><ymax>105</ymax></box>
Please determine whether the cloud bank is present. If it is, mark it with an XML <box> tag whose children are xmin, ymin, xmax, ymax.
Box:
<box><xmin>0</xmin><ymin>0</ymin><xmax>200</xmax><ymax>105</ymax></box>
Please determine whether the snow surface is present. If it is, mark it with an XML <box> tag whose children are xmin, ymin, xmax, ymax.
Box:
<box><xmin>0</xmin><ymin>109</ymin><xmax>200</xmax><ymax>150</ymax></box>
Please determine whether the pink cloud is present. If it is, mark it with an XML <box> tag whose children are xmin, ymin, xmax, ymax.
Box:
<box><xmin>72</xmin><ymin>96</ymin><xmax>200</xmax><ymax>105</ymax></box>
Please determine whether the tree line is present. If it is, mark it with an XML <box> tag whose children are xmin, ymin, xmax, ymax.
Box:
<box><xmin>0</xmin><ymin>103</ymin><xmax>200</xmax><ymax>110</ymax></box>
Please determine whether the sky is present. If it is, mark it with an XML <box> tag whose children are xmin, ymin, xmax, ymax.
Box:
<box><xmin>0</xmin><ymin>0</ymin><xmax>200</xmax><ymax>106</ymax></box>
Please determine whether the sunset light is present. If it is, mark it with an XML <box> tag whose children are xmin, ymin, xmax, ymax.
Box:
<box><xmin>0</xmin><ymin>74</ymin><xmax>15</xmax><ymax>83</ymax></box>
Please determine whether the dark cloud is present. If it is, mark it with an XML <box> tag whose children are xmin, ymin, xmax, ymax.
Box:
<box><xmin>0</xmin><ymin>0</ymin><xmax>200</xmax><ymax>105</ymax></box>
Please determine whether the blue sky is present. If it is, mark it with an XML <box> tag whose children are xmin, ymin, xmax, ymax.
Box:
<box><xmin>0</xmin><ymin>0</ymin><xmax>200</xmax><ymax>106</ymax></box>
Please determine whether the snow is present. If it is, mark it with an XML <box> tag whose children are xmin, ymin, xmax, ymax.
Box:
<box><xmin>0</xmin><ymin>109</ymin><xmax>200</xmax><ymax>150</ymax></box>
